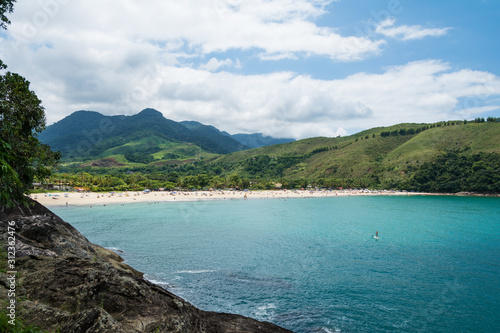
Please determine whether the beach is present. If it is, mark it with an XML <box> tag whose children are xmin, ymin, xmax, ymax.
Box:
<box><xmin>31</xmin><ymin>189</ymin><xmax>426</xmax><ymax>207</ymax></box>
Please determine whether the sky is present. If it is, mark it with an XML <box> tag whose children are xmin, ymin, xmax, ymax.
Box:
<box><xmin>1</xmin><ymin>0</ymin><xmax>500</xmax><ymax>139</ymax></box>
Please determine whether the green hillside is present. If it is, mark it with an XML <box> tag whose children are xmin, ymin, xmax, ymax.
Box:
<box><xmin>206</xmin><ymin>120</ymin><xmax>500</xmax><ymax>191</ymax></box>
<box><xmin>39</xmin><ymin>109</ymin><xmax>249</xmax><ymax>162</ymax></box>
<box><xmin>58</xmin><ymin>131</ymin><xmax>218</xmax><ymax>170</ymax></box>
<box><xmin>51</xmin><ymin>119</ymin><xmax>500</xmax><ymax>193</ymax></box>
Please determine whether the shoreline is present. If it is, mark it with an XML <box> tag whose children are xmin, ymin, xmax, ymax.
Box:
<box><xmin>30</xmin><ymin>189</ymin><xmax>456</xmax><ymax>207</ymax></box>
<box><xmin>2</xmin><ymin>200</ymin><xmax>294</xmax><ymax>332</ymax></box>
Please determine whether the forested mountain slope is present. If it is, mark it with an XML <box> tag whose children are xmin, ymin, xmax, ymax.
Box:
<box><xmin>208</xmin><ymin>120</ymin><xmax>500</xmax><ymax>191</ymax></box>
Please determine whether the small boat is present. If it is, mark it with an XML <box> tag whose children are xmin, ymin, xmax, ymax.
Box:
<box><xmin>372</xmin><ymin>231</ymin><xmax>379</xmax><ymax>239</ymax></box>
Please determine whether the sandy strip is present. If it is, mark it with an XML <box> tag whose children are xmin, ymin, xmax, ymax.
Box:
<box><xmin>31</xmin><ymin>189</ymin><xmax>426</xmax><ymax>207</ymax></box>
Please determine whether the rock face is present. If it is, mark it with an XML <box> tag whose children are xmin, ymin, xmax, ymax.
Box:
<box><xmin>0</xmin><ymin>200</ymin><xmax>294</xmax><ymax>333</ymax></box>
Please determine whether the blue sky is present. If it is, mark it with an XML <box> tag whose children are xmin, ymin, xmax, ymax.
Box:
<box><xmin>1</xmin><ymin>0</ymin><xmax>499</xmax><ymax>139</ymax></box>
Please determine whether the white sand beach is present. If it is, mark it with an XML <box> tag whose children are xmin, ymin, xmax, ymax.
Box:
<box><xmin>31</xmin><ymin>189</ymin><xmax>427</xmax><ymax>207</ymax></box>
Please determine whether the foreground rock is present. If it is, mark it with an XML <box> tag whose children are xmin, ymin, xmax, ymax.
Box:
<box><xmin>0</xmin><ymin>200</ymin><xmax>294</xmax><ymax>333</ymax></box>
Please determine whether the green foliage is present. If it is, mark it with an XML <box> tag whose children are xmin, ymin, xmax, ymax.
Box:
<box><xmin>124</xmin><ymin>152</ymin><xmax>155</xmax><ymax>164</ymax></box>
<box><xmin>311</xmin><ymin>146</ymin><xmax>336</xmax><ymax>154</ymax></box>
<box><xmin>0</xmin><ymin>0</ymin><xmax>15</xmax><ymax>30</ymax></box>
<box><xmin>380</xmin><ymin>125</ymin><xmax>427</xmax><ymax>137</ymax></box>
<box><xmin>0</xmin><ymin>302</ymin><xmax>46</xmax><ymax>333</ymax></box>
<box><xmin>0</xmin><ymin>140</ymin><xmax>22</xmax><ymax>206</ymax></box>
<box><xmin>242</xmin><ymin>155</ymin><xmax>302</xmax><ymax>177</ymax></box>
<box><xmin>0</xmin><ymin>72</ymin><xmax>60</xmax><ymax>208</ymax></box>
<box><xmin>162</xmin><ymin>153</ymin><xmax>180</xmax><ymax>160</ymax></box>
<box><xmin>0</xmin><ymin>242</ymin><xmax>7</xmax><ymax>273</ymax></box>
<box><xmin>408</xmin><ymin>151</ymin><xmax>500</xmax><ymax>193</ymax></box>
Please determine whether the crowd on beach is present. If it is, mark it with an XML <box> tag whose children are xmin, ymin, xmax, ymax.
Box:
<box><xmin>31</xmin><ymin>189</ymin><xmax>424</xmax><ymax>207</ymax></box>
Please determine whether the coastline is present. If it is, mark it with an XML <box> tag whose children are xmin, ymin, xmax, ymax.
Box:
<box><xmin>11</xmin><ymin>193</ymin><xmax>497</xmax><ymax>331</ymax></box>
<box><xmin>1</xmin><ymin>199</ymin><xmax>294</xmax><ymax>332</ymax></box>
<box><xmin>31</xmin><ymin>189</ymin><xmax>433</xmax><ymax>207</ymax></box>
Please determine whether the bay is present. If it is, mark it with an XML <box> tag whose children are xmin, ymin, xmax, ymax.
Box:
<box><xmin>52</xmin><ymin>196</ymin><xmax>500</xmax><ymax>333</ymax></box>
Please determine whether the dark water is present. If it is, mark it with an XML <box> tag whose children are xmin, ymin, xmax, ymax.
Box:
<box><xmin>52</xmin><ymin>196</ymin><xmax>500</xmax><ymax>333</ymax></box>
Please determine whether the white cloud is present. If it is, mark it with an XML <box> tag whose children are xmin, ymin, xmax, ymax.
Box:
<box><xmin>455</xmin><ymin>105</ymin><xmax>500</xmax><ymax>118</ymax></box>
<box><xmin>199</xmin><ymin>58</ymin><xmax>240</xmax><ymax>72</ymax></box>
<box><xmin>26</xmin><ymin>58</ymin><xmax>495</xmax><ymax>140</ymax></box>
<box><xmin>5</xmin><ymin>30</ymin><xmax>500</xmax><ymax>139</ymax></box>
<box><xmin>376</xmin><ymin>18</ymin><xmax>451</xmax><ymax>40</ymax></box>
<box><xmin>168</xmin><ymin>60</ymin><xmax>499</xmax><ymax>138</ymax></box>
<box><xmin>2</xmin><ymin>2</ymin><xmax>499</xmax><ymax>140</ymax></box>
<box><xmin>258</xmin><ymin>52</ymin><xmax>298</xmax><ymax>61</ymax></box>
<box><xmin>4</xmin><ymin>0</ymin><xmax>383</xmax><ymax>63</ymax></box>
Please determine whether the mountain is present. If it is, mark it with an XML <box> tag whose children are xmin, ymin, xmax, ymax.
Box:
<box><xmin>42</xmin><ymin>111</ymin><xmax>500</xmax><ymax>193</ymax></box>
<box><xmin>177</xmin><ymin>120</ymin><xmax>247</xmax><ymax>152</ymax></box>
<box><xmin>229</xmin><ymin>133</ymin><xmax>295</xmax><ymax>149</ymax></box>
<box><xmin>39</xmin><ymin>109</ymin><xmax>250</xmax><ymax>163</ymax></box>
<box><xmin>179</xmin><ymin>121</ymin><xmax>295</xmax><ymax>148</ymax></box>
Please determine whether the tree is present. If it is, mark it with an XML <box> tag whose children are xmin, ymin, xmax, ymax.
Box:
<box><xmin>162</xmin><ymin>181</ymin><xmax>176</xmax><ymax>190</ymax></box>
<box><xmin>0</xmin><ymin>0</ymin><xmax>14</xmax><ymax>30</ymax></box>
<box><xmin>210</xmin><ymin>176</ymin><xmax>225</xmax><ymax>189</ymax></box>
<box><xmin>228</xmin><ymin>174</ymin><xmax>241</xmax><ymax>188</ymax></box>
<box><xmin>197</xmin><ymin>174</ymin><xmax>211</xmax><ymax>188</ymax></box>
<box><xmin>167</xmin><ymin>171</ymin><xmax>180</xmax><ymax>183</ymax></box>
<box><xmin>182</xmin><ymin>175</ymin><xmax>199</xmax><ymax>189</ymax></box>
<box><xmin>240</xmin><ymin>177</ymin><xmax>251</xmax><ymax>189</ymax></box>
<box><xmin>1</xmin><ymin>0</ymin><xmax>60</xmax><ymax>209</ymax></box>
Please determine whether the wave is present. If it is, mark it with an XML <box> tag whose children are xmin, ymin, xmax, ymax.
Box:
<box><xmin>144</xmin><ymin>274</ymin><xmax>172</xmax><ymax>289</ymax></box>
<box><xmin>254</xmin><ymin>303</ymin><xmax>277</xmax><ymax>320</ymax></box>
<box><xmin>175</xmin><ymin>270</ymin><xmax>216</xmax><ymax>274</ymax></box>
<box><xmin>320</xmin><ymin>328</ymin><xmax>341</xmax><ymax>333</ymax></box>
<box><xmin>106</xmin><ymin>247</ymin><xmax>124</xmax><ymax>253</ymax></box>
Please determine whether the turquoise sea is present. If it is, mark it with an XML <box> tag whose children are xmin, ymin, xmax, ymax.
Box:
<box><xmin>52</xmin><ymin>196</ymin><xmax>500</xmax><ymax>333</ymax></box>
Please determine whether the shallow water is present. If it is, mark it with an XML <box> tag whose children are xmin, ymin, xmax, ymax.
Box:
<box><xmin>52</xmin><ymin>196</ymin><xmax>500</xmax><ymax>333</ymax></box>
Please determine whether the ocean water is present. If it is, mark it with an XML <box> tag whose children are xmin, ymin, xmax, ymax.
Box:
<box><xmin>51</xmin><ymin>196</ymin><xmax>500</xmax><ymax>333</ymax></box>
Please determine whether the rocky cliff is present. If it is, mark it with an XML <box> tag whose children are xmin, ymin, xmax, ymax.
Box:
<box><xmin>0</xmin><ymin>200</ymin><xmax>293</xmax><ymax>333</ymax></box>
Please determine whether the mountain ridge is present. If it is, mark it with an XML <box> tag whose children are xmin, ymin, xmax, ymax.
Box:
<box><xmin>39</xmin><ymin>109</ymin><xmax>250</xmax><ymax>160</ymax></box>
<box><xmin>178</xmin><ymin>120</ymin><xmax>296</xmax><ymax>148</ymax></box>
<box><xmin>39</xmin><ymin>109</ymin><xmax>295</xmax><ymax>164</ymax></box>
